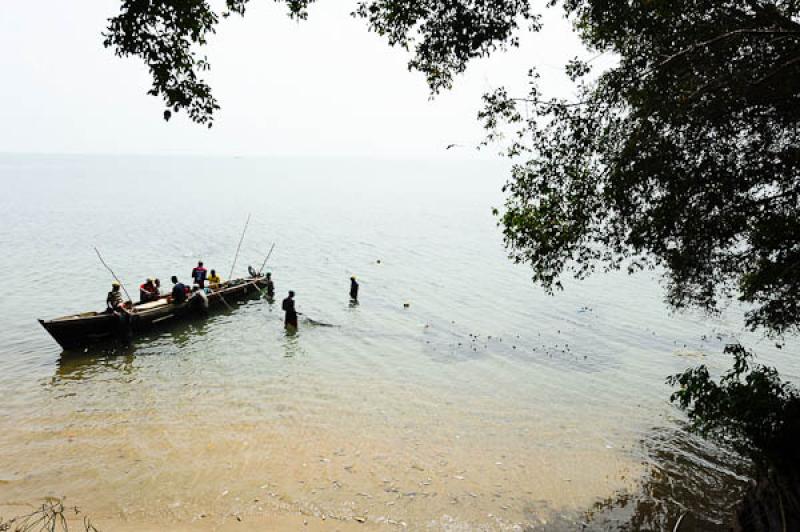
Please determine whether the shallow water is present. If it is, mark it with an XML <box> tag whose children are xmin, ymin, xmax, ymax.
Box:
<box><xmin>0</xmin><ymin>154</ymin><xmax>795</xmax><ymax>530</ymax></box>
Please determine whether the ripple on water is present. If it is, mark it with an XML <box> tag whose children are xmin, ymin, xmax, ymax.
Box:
<box><xmin>0</xmin><ymin>155</ymin><xmax>794</xmax><ymax>530</ymax></box>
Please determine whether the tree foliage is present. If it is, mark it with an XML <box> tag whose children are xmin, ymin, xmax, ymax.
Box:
<box><xmin>353</xmin><ymin>1</ymin><xmax>535</xmax><ymax>92</ymax></box>
<box><xmin>104</xmin><ymin>0</ymin><xmax>532</xmax><ymax>125</ymax></box>
<box><xmin>667</xmin><ymin>344</ymin><xmax>800</xmax><ymax>469</ymax></box>
<box><xmin>104</xmin><ymin>0</ymin><xmax>314</xmax><ymax>126</ymax></box>
<box><xmin>481</xmin><ymin>1</ymin><xmax>800</xmax><ymax>337</ymax></box>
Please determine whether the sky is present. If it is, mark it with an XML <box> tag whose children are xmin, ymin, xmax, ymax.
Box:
<box><xmin>0</xmin><ymin>2</ymin><xmax>591</xmax><ymax>158</ymax></box>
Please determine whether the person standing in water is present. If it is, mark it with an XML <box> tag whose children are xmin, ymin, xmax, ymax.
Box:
<box><xmin>349</xmin><ymin>276</ymin><xmax>359</xmax><ymax>300</ymax></box>
<box><xmin>282</xmin><ymin>290</ymin><xmax>298</xmax><ymax>330</ymax></box>
<box><xmin>265</xmin><ymin>272</ymin><xmax>275</xmax><ymax>299</ymax></box>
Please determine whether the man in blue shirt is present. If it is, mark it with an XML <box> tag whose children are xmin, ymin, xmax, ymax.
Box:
<box><xmin>171</xmin><ymin>275</ymin><xmax>187</xmax><ymax>304</ymax></box>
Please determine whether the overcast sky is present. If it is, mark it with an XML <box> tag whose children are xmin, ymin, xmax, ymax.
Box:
<box><xmin>0</xmin><ymin>2</ymin><xmax>590</xmax><ymax>158</ymax></box>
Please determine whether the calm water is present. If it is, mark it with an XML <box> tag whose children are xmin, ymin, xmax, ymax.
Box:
<box><xmin>0</xmin><ymin>154</ymin><xmax>796</xmax><ymax>530</ymax></box>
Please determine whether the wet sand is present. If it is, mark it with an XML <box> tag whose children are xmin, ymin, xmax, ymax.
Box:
<box><xmin>0</xmin><ymin>378</ymin><xmax>642</xmax><ymax>530</ymax></box>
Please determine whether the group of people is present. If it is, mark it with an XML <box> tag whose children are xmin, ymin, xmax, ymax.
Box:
<box><xmin>104</xmin><ymin>260</ymin><xmax>359</xmax><ymax>334</ymax></box>
<box><xmin>166</xmin><ymin>261</ymin><xmax>223</xmax><ymax>307</ymax></box>
<box><xmin>105</xmin><ymin>261</ymin><xmax>225</xmax><ymax>314</ymax></box>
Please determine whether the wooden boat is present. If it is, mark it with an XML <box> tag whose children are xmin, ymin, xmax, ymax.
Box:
<box><xmin>39</xmin><ymin>276</ymin><xmax>268</xmax><ymax>350</ymax></box>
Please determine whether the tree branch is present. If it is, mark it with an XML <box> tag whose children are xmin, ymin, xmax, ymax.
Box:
<box><xmin>657</xmin><ymin>29</ymin><xmax>800</xmax><ymax>70</ymax></box>
<box><xmin>754</xmin><ymin>53</ymin><xmax>800</xmax><ymax>84</ymax></box>
<box><xmin>510</xmin><ymin>97</ymin><xmax>606</xmax><ymax>108</ymax></box>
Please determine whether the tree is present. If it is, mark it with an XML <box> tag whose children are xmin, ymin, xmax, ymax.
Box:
<box><xmin>481</xmin><ymin>0</ymin><xmax>800</xmax><ymax>338</ymax></box>
<box><xmin>104</xmin><ymin>0</ymin><xmax>800</xmax><ymax>522</ymax></box>
<box><xmin>475</xmin><ymin>3</ymin><xmax>800</xmax><ymax>515</ymax></box>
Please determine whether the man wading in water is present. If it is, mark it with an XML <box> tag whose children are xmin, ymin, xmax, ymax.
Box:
<box><xmin>349</xmin><ymin>276</ymin><xmax>359</xmax><ymax>301</ymax></box>
<box><xmin>282</xmin><ymin>290</ymin><xmax>298</xmax><ymax>331</ymax></box>
<box><xmin>265</xmin><ymin>272</ymin><xmax>275</xmax><ymax>299</ymax></box>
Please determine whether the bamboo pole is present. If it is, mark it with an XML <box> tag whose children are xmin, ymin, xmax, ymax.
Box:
<box><xmin>257</xmin><ymin>243</ymin><xmax>276</xmax><ymax>275</ymax></box>
<box><xmin>228</xmin><ymin>213</ymin><xmax>251</xmax><ymax>281</ymax></box>
<box><xmin>94</xmin><ymin>247</ymin><xmax>134</xmax><ymax>307</ymax></box>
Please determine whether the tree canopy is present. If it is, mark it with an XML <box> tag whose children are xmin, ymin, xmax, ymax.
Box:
<box><xmin>481</xmin><ymin>1</ymin><xmax>800</xmax><ymax>339</ymax></box>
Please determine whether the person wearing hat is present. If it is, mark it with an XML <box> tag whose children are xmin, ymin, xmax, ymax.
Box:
<box><xmin>349</xmin><ymin>276</ymin><xmax>359</xmax><ymax>301</ymax></box>
<box><xmin>106</xmin><ymin>282</ymin><xmax>129</xmax><ymax>314</ymax></box>
<box><xmin>139</xmin><ymin>278</ymin><xmax>159</xmax><ymax>303</ymax></box>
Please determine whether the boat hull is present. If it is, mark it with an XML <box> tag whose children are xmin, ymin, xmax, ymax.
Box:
<box><xmin>39</xmin><ymin>278</ymin><xmax>267</xmax><ymax>350</ymax></box>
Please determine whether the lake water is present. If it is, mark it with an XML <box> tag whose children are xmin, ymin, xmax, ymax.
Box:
<box><xmin>0</xmin><ymin>154</ymin><xmax>796</xmax><ymax>530</ymax></box>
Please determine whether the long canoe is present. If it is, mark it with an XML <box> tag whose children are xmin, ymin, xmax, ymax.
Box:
<box><xmin>39</xmin><ymin>277</ymin><xmax>268</xmax><ymax>350</ymax></box>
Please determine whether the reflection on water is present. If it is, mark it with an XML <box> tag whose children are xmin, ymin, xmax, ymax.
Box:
<box><xmin>0</xmin><ymin>155</ymin><xmax>795</xmax><ymax>530</ymax></box>
<box><xmin>165</xmin><ymin>317</ymin><xmax>210</xmax><ymax>348</ymax></box>
<box><xmin>584</xmin><ymin>427</ymin><xmax>749</xmax><ymax>531</ymax></box>
<box><xmin>54</xmin><ymin>351</ymin><xmax>137</xmax><ymax>383</ymax></box>
<box><xmin>282</xmin><ymin>332</ymin><xmax>303</xmax><ymax>357</ymax></box>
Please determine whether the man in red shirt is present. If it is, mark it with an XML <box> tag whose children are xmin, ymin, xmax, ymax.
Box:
<box><xmin>191</xmin><ymin>261</ymin><xmax>208</xmax><ymax>288</ymax></box>
<box><xmin>139</xmin><ymin>278</ymin><xmax>159</xmax><ymax>303</ymax></box>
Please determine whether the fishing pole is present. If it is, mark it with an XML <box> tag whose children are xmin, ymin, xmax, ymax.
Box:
<box><xmin>257</xmin><ymin>243</ymin><xmax>276</xmax><ymax>276</ymax></box>
<box><xmin>94</xmin><ymin>247</ymin><xmax>134</xmax><ymax>308</ymax></box>
<box><xmin>228</xmin><ymin>213</ymin><xmax>251</xmax><ymax>281</ymax></box>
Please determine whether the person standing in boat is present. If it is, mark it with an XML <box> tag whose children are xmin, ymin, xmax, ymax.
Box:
<box><xmin>282</xmin><ymin>290</ymin><xmax>298</xmax><ymax>330</ymax></box>
<box><xmin>139</xmin><ymin>278</ymin><xmax>159</xmax><ymax>303</ymax></box>
<box><xmin>170</xmin><ymin>275</ymin><xmax>188</xmax><ymax>304</ymax></box>
<box><xmin>265</xmin><ymin>272</ymin><xmax>275</xmax><ymax>299</ymax></box>
<box><xmin>207</xmin><ymin>269</ymin><xmax>221</xmax><ymax>289</ymax></box>
<box><xmin>191</xmin><ymin>261</ymin><xmax>208</xmax><ymax>288</ymax></box>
